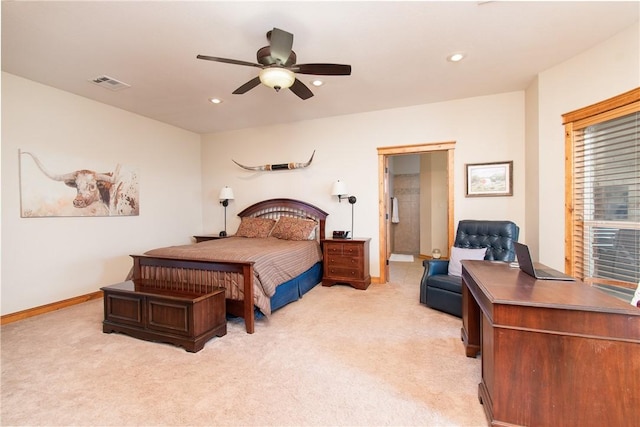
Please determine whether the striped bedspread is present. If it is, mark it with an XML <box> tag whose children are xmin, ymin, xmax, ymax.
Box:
<box><xmin>143</xmin><ymin>236</ymin><xmax>323</xmax><ymax>314</ymax></box>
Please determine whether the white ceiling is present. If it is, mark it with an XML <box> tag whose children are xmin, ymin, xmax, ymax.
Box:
<box><xmin>2</xmin><ymin>1</ymin><xmax>638</xmax><ymax>134</ymax></box>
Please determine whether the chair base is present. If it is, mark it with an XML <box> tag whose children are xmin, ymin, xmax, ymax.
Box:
<box><xmin>420</xmin><ymin>263</ymin><xmax>463</xmax><ymax>318</ymax></box>
<box><xmin>425</xmin><ymin>286</ymin><xmax>462</xmax><ymax>318</ymax></box>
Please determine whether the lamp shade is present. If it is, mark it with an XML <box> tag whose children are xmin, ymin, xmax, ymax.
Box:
<box><xmin>259</xmin><ymin>67</ymin><xmax>295</xmax><ymax>90</ymax></box>
<box><xmin>331</xmin><ymin>180</ymin><xmax>348</xmax><ymax>196</ymax></box>
<box><xmin>219</xmin><ymin>186</ymin><xmax>234</xmax><ymax>200</ymax></box>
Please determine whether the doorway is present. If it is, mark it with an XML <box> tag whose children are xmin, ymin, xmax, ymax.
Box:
<box><xmin>388</xmin><ymin>163</ymin><xmax>420</xmax><ymax>257</ymax></box>
<box><xmin>377</xmin><ymin>142</ymin><xmax>455</xmax><ymax>284</ymax></box>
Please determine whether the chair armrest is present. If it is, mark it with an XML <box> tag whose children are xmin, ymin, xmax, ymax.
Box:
<box><xmin>422</xmin><ymin>259</ymin><xmax>449</xmax><ymax>277</ymax></box>
<box><xmin>420</xmin><ymin>259</ymin><xmax>451</xmax><ymax>305</ymax></box>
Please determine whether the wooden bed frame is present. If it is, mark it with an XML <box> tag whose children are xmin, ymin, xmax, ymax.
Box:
<box><xmin>130</xmin><ymin>198</ymin><xmax>328</xmax><ymax>334</ymax></box>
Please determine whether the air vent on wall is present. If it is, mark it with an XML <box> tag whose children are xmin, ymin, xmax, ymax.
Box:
<box><xmin>89</xmin><ymin>75</ymin><xmax>130</xmax><ymax>91</ymax></box>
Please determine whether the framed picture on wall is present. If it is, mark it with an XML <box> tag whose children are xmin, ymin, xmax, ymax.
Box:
<box><xmin>19</xmin><ymin>149</ymin><xmax>140</xmax><ymax>217</ymax></box>
<box><xmin>465</xmin><ymin>161</ymin><xmax>513</xmax><ymax>197</ymax></box>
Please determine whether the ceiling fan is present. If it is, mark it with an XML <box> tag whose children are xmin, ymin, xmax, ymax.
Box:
<box><xmin>197</xmin><ymin>28</ymin><xmax>351</xmax><ymax>100</ymax></box>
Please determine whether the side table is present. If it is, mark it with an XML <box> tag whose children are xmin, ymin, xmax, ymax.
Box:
<box><xmin>193</xmin><ymin>234</ymin><xmax>226</xmax><ymax>243</ymax></box>
<box><xmin>321</xmin><ymin>238</ymin><xmax>371</xmax><ymax>290</ymax></box>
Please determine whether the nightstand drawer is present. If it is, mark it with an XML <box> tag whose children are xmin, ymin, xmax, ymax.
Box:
<box><xmin>325</xmin><ymin>244</ymin><xmax>342</xmax><ymax>255</ymax></box>
<box><xmin>325</xmin><ymin>242</ymin><xmax>363</xmax><ymax>257</ymax></box>
<box><xmin>327</xmin><ymin>266</ymin><xmax>362</xmax><ymax>279</ymax></box>
<box><xmin>326</xmin><ymin>255</ymin><xmax>361</xmax><ymax>268</ymax></box>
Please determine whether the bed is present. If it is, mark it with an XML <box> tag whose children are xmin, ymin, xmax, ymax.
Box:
<box><xmin>129</xmin><ymin>198</ymin><xmax>328</xmax><ymax>334</ymax></box>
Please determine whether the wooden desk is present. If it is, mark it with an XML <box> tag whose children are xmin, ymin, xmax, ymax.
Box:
<box><xmin>461</xmin><ymin>260</ymin><xmax>640</xmax><ymax>427</ymax></box>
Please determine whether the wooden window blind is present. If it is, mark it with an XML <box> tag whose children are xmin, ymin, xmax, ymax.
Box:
<box><xmin>564</xmin><ymin>88</ymin><xmax>639</xmax><ymax>293</ymax></box>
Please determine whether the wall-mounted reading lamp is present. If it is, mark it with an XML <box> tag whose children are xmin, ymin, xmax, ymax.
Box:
<box><xmin>218</xmin><ymin>186</ymin><xmax>234</xmax><ymax>237</ymax></box>
<box><xmin>331</xmin><ymin>180</ymin><xmax>357</xmax><ymax>238</ymax></box>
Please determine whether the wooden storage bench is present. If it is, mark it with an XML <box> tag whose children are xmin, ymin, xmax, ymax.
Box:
<box><xmin>101</xmin><ymin>279</ymin><xmax>226</xmax><ymax>353</ymax></box>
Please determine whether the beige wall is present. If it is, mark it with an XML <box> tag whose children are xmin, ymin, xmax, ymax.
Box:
<box><xmin>201</xmin><ymin>91</ymin><xmax>527</xmax><ymax>278</ymax></box>
<box><xmin>1</xmin><ymin>73</ymin><xmax>202</xmax><ymax>315</ymax></box>
<box><xmin>524</xmin><ymin>77</ymin><xmax>540</xmax><ymax>259</ymax></box>
<box><xmin>1</xmin><ymin>22</ymin><xmax>637</xmax><ymax>315</ymax></box>
<box><xmin>535</xmin><ymin>23</ymin><xmax>639</xmax><ymax>270</ymax></box>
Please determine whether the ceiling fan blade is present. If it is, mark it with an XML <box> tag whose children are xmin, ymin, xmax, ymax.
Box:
<box><xmin>232</xmin><ymin>77</ymin><xmax>261</xmax><ymax>95</ymax></box>
<box><xmin>269</xmin><ymin>28</ymin><xmax>294</xmax><ymax>65</ymax></box>
<box><xmin>293</xmin><ymin>63</ymin><xmax>352</xmax><ymax>76</ymax></box>
<box><xmin>197</xmin><ymin>55</ymin><xmax>262</xmax><ymax>69</ymax></box>
<box><xmin>289</xmin><ymin>78</ymin><xmax>314</xmax><ymax>100</ymax></box>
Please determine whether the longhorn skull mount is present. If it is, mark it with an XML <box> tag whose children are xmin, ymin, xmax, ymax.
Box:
<box><xmin>232</xmin><ymin>150</ymin><xmax>315</xmax><ymax>171</ymax></box>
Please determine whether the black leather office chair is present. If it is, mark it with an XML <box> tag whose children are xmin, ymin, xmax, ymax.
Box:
<box><xmin>419</xmin><ymin>220</ymin><xmax>519</xmax><ymax>317</ymax></box>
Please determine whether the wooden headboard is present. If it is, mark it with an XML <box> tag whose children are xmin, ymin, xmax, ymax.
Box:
<box><xmin>237</xmin><ymin>198</ymin><xmax>329</xmax><ymax>241</ymax></box>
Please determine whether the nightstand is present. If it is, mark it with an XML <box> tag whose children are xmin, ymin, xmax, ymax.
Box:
<box><xmin>193</xmin><ymin>234</ymin><xmax>226</xmax><ymax>243</ymax></box>
<box><xmin>321</xmin><ymin>238</ymin><xmax>371</xmax><ymax>290</ymax></box>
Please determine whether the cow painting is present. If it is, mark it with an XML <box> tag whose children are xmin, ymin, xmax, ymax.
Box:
<box><xmin>19</xmin><ymin>150</ymin><xmax>139</xmax><ymax>217</ymax></box>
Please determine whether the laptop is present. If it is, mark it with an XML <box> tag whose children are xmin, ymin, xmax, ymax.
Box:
<box><xmin>513</xmin><ymin>242</ymin><xmax>576</xmax><ymax>281</ymax></box>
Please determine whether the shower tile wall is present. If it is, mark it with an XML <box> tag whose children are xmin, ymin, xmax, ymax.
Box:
<box><xmin>392</xmin><ymin>174</ymin><xmax>420</xmax><ymax>254</ymax></box>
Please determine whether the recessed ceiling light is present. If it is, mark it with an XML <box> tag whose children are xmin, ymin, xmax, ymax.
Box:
<box><xmin>310</xmin><ymin>79</ymin><xmax>324</xmax><ymax>87</ymax></box>
<box><xmin>209</xmin><ymin>98</ymin><xmax>223</xmax><ymax>104</ymax></box>
<box><xmin>447</xmin><ymin>52</ymin><xmax>466</xmax><ymax>62</ymax></box>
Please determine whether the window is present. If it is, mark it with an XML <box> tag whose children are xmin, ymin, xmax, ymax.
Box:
<box><xmin>564</xmin><ymin>88</ymin><xmax>639</xmax><ymax>296</ymax></box>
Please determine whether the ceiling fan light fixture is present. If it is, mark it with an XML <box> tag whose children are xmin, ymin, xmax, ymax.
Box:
<box><xmin>259</xmin><ymin>67</ymin><xmax>295</xmax><ymax>91</ymax></box>
<box><xmin>197</xmin><ymin>28</ymin><xmax>350</xmax><ymax>100</ymax></box>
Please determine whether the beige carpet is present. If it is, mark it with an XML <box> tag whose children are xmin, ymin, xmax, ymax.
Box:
<box><xmin>1</xmin><ymin>260</ymin><xmax>486</xmax><ymax>426</ymax></box>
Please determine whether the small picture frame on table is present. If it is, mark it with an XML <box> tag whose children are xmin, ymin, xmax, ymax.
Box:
<box><xmin>465</xmin><ymin>161</ymin><xmax>513</xmax><ymax>197</ymax></box>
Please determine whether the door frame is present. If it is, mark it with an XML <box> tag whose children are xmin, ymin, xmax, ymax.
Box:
<box><xmin>377</xmin><ymin>142</ymin><xmax>456</xmax><ymax>283</ymax></box>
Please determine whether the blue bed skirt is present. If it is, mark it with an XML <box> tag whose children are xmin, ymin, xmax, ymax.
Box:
<box><xmin>269</xmin><ymin>262</ymin><xmax>323</xmax><ymax>312</ymax></box>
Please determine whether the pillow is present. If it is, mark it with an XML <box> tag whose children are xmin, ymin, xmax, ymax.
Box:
<box><xmin>270</xmin><ymin>216</ymin><xmax>318</xmax><ymax>241</ymax></box>
<box><xmin>447</xmin><ymin>246</ymin><xmax>488</xmax><ymax>277</ymax></box>
<box><xmin>234</xmin><ymin>217</ymin><xmax>276</xmax><ymax>238</ymax></box>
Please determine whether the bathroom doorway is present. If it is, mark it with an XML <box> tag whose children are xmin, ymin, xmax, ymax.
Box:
<box><xmin>388</xmin><ymin>155</ymin><xmax>421</xmax><ymax>258</ymax></box>
<box><xmin>377</xmin><ymin>142</ymin><xmax>455</xmax><ymax>284</ymax></box>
